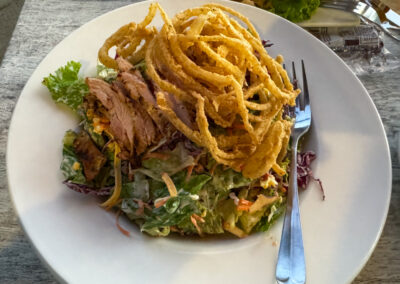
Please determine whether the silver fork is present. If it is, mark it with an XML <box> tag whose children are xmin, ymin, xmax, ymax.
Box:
<box><xmin>276</xmin><ymin>61</ymin><xmax>310</xmax><ymax>284</ymax></box>
<box><xmin>320</xmin><ymin>0</ymin><xmax>400</xmax><ymax>41</ymax></box>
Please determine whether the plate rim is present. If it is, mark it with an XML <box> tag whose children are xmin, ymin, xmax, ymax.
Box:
<box><xmin>6</xmin><ymin>0</ymin><xmax>392</xmax><ymax>283</ymax></box>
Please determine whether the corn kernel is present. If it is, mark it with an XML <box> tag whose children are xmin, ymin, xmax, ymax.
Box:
<box><xmin>94</xmin><ymin>124</ymin><xmax>104</xmax><ymax>134</ymax></box>
<box><xmin>86</xmin><ymin>109</ymin><xmax>94</xmax><ymax>119</ymax></box>
<box><xmin>72</xmin><ymin>162</ymin><xmax>81</xmax><ymax>171</ymax></box>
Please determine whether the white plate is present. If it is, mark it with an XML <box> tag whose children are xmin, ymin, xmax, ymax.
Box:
<box><xmin>7</xmin><ymin>0</ymin><xmax>391</xmax><ymax>283</ymax></box>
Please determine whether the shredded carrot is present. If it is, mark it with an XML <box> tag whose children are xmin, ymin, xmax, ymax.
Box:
<box><xmin>186</xmin><ymin>165</ymin><xmax>194</xmax><ymax>182</ymax></box>
<box><xmin>135</xmin><ymin>200</ymin><xmax>145</xmax><ymax>216</ymax></box>
<box><xmin>238</xmin><ymin>199</ymin><xmax>254</xmax><ymax>206</ymax></box>
<box><xmin>194</xmin><ymin>164</ymin><xmax>204</xmax><ymax>174</ymax></box>
<box><xmin>116</xmin><ymin>210</ymin><xmax>130</xmax><ymax>237</ymax></box>
<box><xmin>143</xmin><ymin>152</ymin><xmax>170</xmax><ymax>160</ymax></box>
<box><xmin>236</xmin><ymin>199</ymin><xmax>254</xmax><ymax>211</ymax></box>
<box><xmin>192</xmin><ymin>213</ymin><xmax>205</xmax><ymax>223</ymax></box>
<box><xmin>210</xmin><ymin>162</ymin><xmax>218</xmax><ymax>175</ymax></box>
<box><xmin>161</xmin><ymin>172</ymin><xmax>178</xmax><ymax>197</ymax></box>
<box><xmin>154</xmin><ymin>197</ymin><xmax>170</xmax><ymax>208</ymax></box>
<box><xmin>191</xmin><ymin>215</ymin><xmax>203</xmax><ymax>236</ymax></box>
<box><xmin>237</xmin><ymin>204</ymin><xmax>251</xmax><ymax>211</ymax></box>
<box><xmin>170</xmin><ymin>226</ymin><xmax>181</xmax><ymax>233</ymax></box>
<box><xmin>186</xmin><ymin>153</ymin><xmax>203</xmax><ymax>181</ymax></box>
<box><xmin>280</xmin><ymin>187</ymin><xmax>287</xmax><ymax>193</ymax></box>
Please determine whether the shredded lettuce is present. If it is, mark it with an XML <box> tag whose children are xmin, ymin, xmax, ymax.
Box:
<box><xmin>141</xmin><ymin>192</ymin><xmax>200</xmax><ymax>236</ymax></box>
<box><xmin>120</xmin><ymin>173</ymin><xmax>150</xmax><ymax>202</ymax></box>
<box><xmin>48</xmin><ymin>63</ymin><xmax>293</xmax><ymax>237</ymax></box>
<box><xmin>210</xmin><ymin>167</ymin><xmax>251</xmax><ymax>191</ymax></box>
<box><xmin>134</xmin><ymin>60</ymin><xmax>147</xmax><ymax>78</ymax></box>
<box><xmin>199</xmin><ymin>210</ymin><xmax>224</xmax><ymax>234</ymax></box>
<box><xmin>81</xmin><ymin>117</ymin><xmax>105</xmax><ymax>148</ymax></box>
<box><xmin>239</xmin><ymin>209</ymin><xmax>266</xmax><ymax>234</ymax></box>
<box><xmin>97</xmin><ymin>61</ymin><xmax>118</xmax><ymax>82</ymax></box>
<box><xmin>42</xmin><ymin>61</ymin><xmax>88</xmax><ymax>111</ymax></box>
<box><xmin>148</xmin><ymin>171</ymin><xmax>211</xmax><ymax>200</ymax></box>
<box><xmin>149</xmin><ymin>179</ymin><xmax>169</xmax><ymax>200</ymax></box>
<box><xmin>255</xmin><ymin>202</ymin><xmax>286</xmax><ymax>232</ymax></box>
<box><xmin>120</xmin><ymin>199</ymin><xmax>143</xmax><ymax>220</ymax></box>
<box><xmin>217</xmin><ymin>199</ymin><xmax>240</xmax><ymax>229</ymax></box>
<box><xmin>138</xmin><ymin>143</ymin><xmax>195</xmax><ymax>180</ymax></box>
<box><xmin>200</xmin><ymin>166</ymin><xmax>251</xmax><ymax>209</ymax></box>
<box><xmin>60</xmin><ymin>130</ymin><xmax>87</xmax><ymax>184</ymax></box>
<box><xmin>173</xmin><ymin>171</ymin><xmax>212</xmax><ymax>194</ymax></box>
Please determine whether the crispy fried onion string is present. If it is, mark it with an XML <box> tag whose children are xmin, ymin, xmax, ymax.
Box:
<box><xmin>98</xmin><ymin>3</ymin><xmax>299</xmax><ymax>179</ymax></box>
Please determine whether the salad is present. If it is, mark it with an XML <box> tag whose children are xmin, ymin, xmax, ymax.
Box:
<box><xmin>42</xmin><ymin>3</ymin><xmax>321</xmax><ymax>238</ymax></box>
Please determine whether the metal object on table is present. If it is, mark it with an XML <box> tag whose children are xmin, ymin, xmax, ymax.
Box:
<box><xmin>367</xmin><ymin>0</ymin><xmax>400</xmax><ymax>27</ymax></box>
<box><xmin>276</xmin><ymin>61</ymin><xmax>311</xmax><ymax>284</ymax></box>
<box><xmin>320</xmin><ymin>0</ymin><xmax>400</xmax><ymax>40</ymax></box>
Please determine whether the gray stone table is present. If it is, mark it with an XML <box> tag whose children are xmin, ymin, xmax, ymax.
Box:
<box><xmin>0</xmin><ymin>0</ymin><xmax>399</xmax><ymax>283</ymax></box>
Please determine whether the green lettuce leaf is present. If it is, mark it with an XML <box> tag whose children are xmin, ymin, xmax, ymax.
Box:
<box><xmin>199</xmin><ymin>210</ymin><xmax>224</xmax><ymax>234</ymax></box>
<box><xmin>134</xmin><ymin>60</ymin><xmax>147</xmax><ymax>79</ymax></box>
<box><xmin>138</xmin><ymin>143</ymin><xmax>195</xmax><ymax>180</ymax></box>
<box><xmin>97</xmin><ymin>61</ymin><xmax>118</xmax><ymax>83</ymax></box>
<box><xmin>217</xmin><ymin>199</ymin><xmax>241</xmax><ymax>229</ymax></box>
<box><xmin>141</xmin><ymin>193</ymin><xmax>201</xmax><ymax>236</ymax></box>
<box><xmin>200</xmin><ymin>166</ymin><xmax>251</xmax><ymax>209</ymax></box>
<box><xmin>255</xmin><ymin>202</ymin><xmax>286</xmax><ymax>232</ymax></box>
<box><xmin>82</xmin><ymin>118</ymin><xmax>105</xmax><ymax>148</ymax></box>
<box><xmin>173</xmin><ymin>171</ymin><xmax>212</xmax><ymax>194</ymax></box>
<box><xmin>148</xmin><ymin>170</ymin><xmax>211</xmax><ymax>200</ymax></box>
<box><xmin>142</xmin><ymin>226</ymin><xmax>170</xmax><ymax>237</ymax></box>
<box><xmin>149</xmin><ymin>179</ymin><xmax>169</xmax><ymax>200</ymax></box>
<box><xmin>239</xmin><ymin>208</ymin><xmax>268</xmax><ymax>234</ymax></box>
<box><xmin>120</xmin><ymin>173</ymin><xmax>150</xmax><ymax>202</ymax></box>
<box><xmin>60</xmin><ymin>130</ymin><xmax>86</xmax><ymax>184</ymax></box>
<box><xmin>60</xmin><ymin>129</ymin><xmax>113</xmax><ymax>187</ymax></box>
<box><xmin>42</xmin><ymin>61</ymin><xmax>88</xmax><ymax>111</ymax></box>
<box><xmin>120</xmin><ymin>199</ymin><xmax>142</xmax><ymax>220</ymax></box>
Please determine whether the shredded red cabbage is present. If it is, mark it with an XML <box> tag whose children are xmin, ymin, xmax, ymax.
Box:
<box><xmin>297</xmin><ymin>151</ymin><xmax>325</xmax><ymax>200</ymax></box>
<box><xmin>63</xmin><ymin>181</ymin><xmax>112</xmax><ymax>196</ymax></box>
<box><xmin>262</xmin><ymin>39</ymin><xmax>273</xmax><ymax>48</ymax></box>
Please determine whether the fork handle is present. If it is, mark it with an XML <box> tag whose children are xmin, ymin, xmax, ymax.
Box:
<box><xmin>276</xmin><ymin>138</ymin><xmax>306</xmax><ymax>284</ymax></box>
<box><xmin>366</xmin><ymin>18</ymin><xmax>400</xmax><ymax>41</ymax></box>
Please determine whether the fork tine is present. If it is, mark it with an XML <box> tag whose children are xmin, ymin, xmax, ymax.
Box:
<box><xmin>301</xmin><ymin>60</ymin><xmax>310</xmax><ymax>108</ymax></box>
<box><xmin>283</xmin><ymin>63</ymin><xmax>295</xmax><ymax>117</ymax></box>
<box><xmin>291</xmin><ymin>61</ymin><xmax>297</xmax><ymax>88</ymax></box>
<box><xmin>292</xmin><ymin>62</ymin><xmax>301</xmax><ymax>109</ymax></box>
